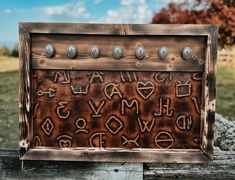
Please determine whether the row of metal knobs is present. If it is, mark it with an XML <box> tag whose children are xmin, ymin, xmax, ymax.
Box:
<box><xmin>44</xmin><ymin>44</ymin><xmax>192</xmax><ymax>60</ymax></box>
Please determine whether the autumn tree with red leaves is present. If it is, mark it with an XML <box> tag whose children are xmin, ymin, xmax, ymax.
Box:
<box><xmin>151</xmin><ymin>0</ymin><xmax>235</xmax><ymax>46</ymax></box>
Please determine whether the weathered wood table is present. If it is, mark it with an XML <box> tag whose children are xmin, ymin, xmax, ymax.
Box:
<box><xmin>0</xmin><ymin>149</ymin><xmax>234</xmax><ymax>179</ymax></box>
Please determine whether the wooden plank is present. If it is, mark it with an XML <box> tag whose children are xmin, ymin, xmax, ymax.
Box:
<box><xmin>21</xmin><ymin>147</ymin><xmax>209</xmax><ymax>163</ymax></box>
<box><xmin>0</xmin><ymin>149</ymin><xmax>234</xmax><ymax>179</ymax></box>
<box><xmin>144</xmin><ymin>149</ymin><xmax>235</xmax><ymax>179</ymax></box>
<box><xmin>20</xmin><ymin>23</ymin><xmax>215</xmax><ymax>36</ymax></box>
<box><xmin>19</xmin><ymin>24</ymin><xmax>33</xmax><ymax>157</ymax></box>
<box><xmin>200</xmin><ymin>25</ymin><xmax>218</xmax><ymax>160</ymax></box>
<box><xmin>0</xmin><ymin>149</ymin><xmax>143</xmax><ymax>180</ymax></box>
<box><xmin>32</xmin><ymin>59</ymin><xmax>204</xmax><ymax>71</ymax></box>
<box><xmin>205</xmin><ymin>25</ymin><xmax>218</xmax><ymax>160</ymax></box>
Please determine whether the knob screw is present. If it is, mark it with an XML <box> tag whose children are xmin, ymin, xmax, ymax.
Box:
<box><xmin>182</xmin><ymin>47</ymin><xmax>192</xmax><ymax>60</ymax></box>
<box><xmin>44</xmin><ymin>44</ymin><xmax>54</xmax><ymax>58</ymax></box>
<box><xmin>113</xmin><ymin>47</ymin><xmax>123</xmax><ymax>59</ymax></box>
<box><xmin>90</xmin><ymin>46</ymin><xmax>100</xmax><ymax>58</ymax></box>
<box><xmin>67</xmin><ymin>45</ymin><xmax>77</xmax><ymax>58</ymax></box>
<box><xmin>159</xmin><ymin>46</ymin><xmax>168</xmax><ymax>60</ymax></box>
<box><xmin>136</xmin><ymin>46</ymin><xmax>145</xmax><ymax>59</ymax></box>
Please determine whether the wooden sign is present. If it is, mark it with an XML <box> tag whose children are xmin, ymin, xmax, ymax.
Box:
<box><xmin>19</xmin><ymin>23</ymin><xmax>218</xmax><ymax>163</ymax></box>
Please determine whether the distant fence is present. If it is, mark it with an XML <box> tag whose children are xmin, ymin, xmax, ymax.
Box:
<box><xmin>217</xmin><ymin>46</ymin><xmax>235</xmax><ymax>66</ymax></box>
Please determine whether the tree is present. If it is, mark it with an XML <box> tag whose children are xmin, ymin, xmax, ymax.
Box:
<box><xmin>11</xmin><ymin>43</ymin><xmax>19</xmax><ymax>57</ymax></box>
<box><xmin>151</xmin><ymin>0</ymin><xmax>235</xmax><ymax>46</ymax></box>
<box><xmin>0</xmin><ymin>45</ymin><xmax>10</xmax><ymax>56</ymax></box>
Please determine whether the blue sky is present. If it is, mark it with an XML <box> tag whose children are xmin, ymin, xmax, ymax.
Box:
<box><xmin>0</xmin><ymin>0</ymin><xmax>181</xmax><ymax>49</ymax></box>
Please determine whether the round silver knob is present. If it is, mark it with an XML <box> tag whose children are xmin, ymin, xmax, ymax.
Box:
<box><xmin>44</xmin><ymin>44</ymin><xmax>54</xmax><ymax>58</ymax></box>
<box><xmin>113</xmin><ymin>47</ymin><xmax>122</xmax><ymax>59</ymax></box>
<box><xmin>67</xmin><ymin>45</ymin><xmax>77</xmax><ymax>58</ymax></box>
<box><xmin>90</xmin><ymin>46</ymin><xmax>100</xmax><ymax>58</ymax></box>
<box><xmin>159</xmin><ymin>46</ymin><xmax>168</xmax><ymax>60</ymax></box>
<box><xmin>182</xmin><ymin>47</ymin><xmax>192</xmax><ymax>60</ymax></box>
<box><xmin>136</xmin><ymin>46</ymin><xmax>145</xmax><ymax>59</ymax></box>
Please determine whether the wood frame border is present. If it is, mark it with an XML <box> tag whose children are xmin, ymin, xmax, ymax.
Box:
<box><xmin>19</xmin><ymin>23</ymin><xmax>218</xmax><ymax>163</ymax></box>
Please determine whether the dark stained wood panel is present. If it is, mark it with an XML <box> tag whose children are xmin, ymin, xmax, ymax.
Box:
<box><xmin>32</xmin><ymin>70</ymin><xmax>202</xmax><ymax>149</ymax></box>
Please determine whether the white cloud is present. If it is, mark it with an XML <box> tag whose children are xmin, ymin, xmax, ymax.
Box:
<box><xmin>99</xmin><ymin>0</ymin><xmax>152</xmax><ymax>23</ymax></box>
<box><xmin>34</xmin><ymin>2</ymin><xmax>90</xmax><ymax>19</ymax></box>
<box><xmin>4</xmin><ymin>9</ymin><xmax>12</xmax><ymax>14</ymax></box>
<box><xmin>121</xmin><ymin>0</ymin><xmax>135</xmax><ymax>6</ymax></box>
<box><xmin>93</xmin><ymin>0</ymin><xmax>104</xmax><ymax>4</ymax></box>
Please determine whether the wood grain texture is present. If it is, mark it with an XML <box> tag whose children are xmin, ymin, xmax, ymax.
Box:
<box><xmin>0</xmin><ymin>149</ymin><xmax>234</xmax><ymax>179</ymax></box>
<box><xmin>19</xmin><ymin>24</ymin><xmax>33</xmax><ymax>157</ymax></box>
<box><xmin>21</xmin><ymin>147</ymin><xmax>209</xmax><ymax>163</ymax></box>
<box><xmin>20</xmin><ymin>23</ymin><xmax>215</xmax><ymax>36</ymax></box>
<box><xmin>205</xmin><ymin>25</ymin><xmax>218</xmax><ymax>160</ymax></box>
<box><xmin>32</xmin><ymin>60</ymin><xmax>204</xmax><ymax>72</ymax></box>
<box><xmin>0</xmin><ymin>149</ymin><xmax>143</xmax><ymax>180</ymax></box>
<box><xmin>200</xmin><ymin>25</ymin><xmax>218</xmax><ymax>160</ymax></box>
<box><xmin>144</xmin><ymin>149</ymin><xmax>235</xmax><ymax>179</ymax></box>
<box><xmin>32</xmin><ymin>71</ymin><xmax>202</xmax><ymax>150</ymax></box>
<box><xmin>31</xmin><ymin>34</ymin><xmax>206</xmax><ymax>71</ymax></box>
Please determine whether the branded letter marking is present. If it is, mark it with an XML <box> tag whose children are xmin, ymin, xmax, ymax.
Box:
<box><xmin>104</xmin><ymin>83</ymin><xmax>122</xmax><ymax>100</ymax></box>
<box><xmin>154</xmin><ymin>98</ymin><xmax>174</xmax><ymax>117</ymax></box>
<box><xmin>54</xmin><ymin>71</ymin><xmax>70</xmax><ymax>84</ymax></box>
<box><xmin>120</xmin><ymin>72</ymin><xmax>137</xmax><ymax>82</ymax></box>
<box><xmin>121</xmin><ymin>99</ymin><xmax>139</xmax><ymax>115</ymax></box>
<box><xmin>88</xmin><ymin>99</ymin><xmax>106</xmax><ymax>118</ymax></box>
<box><xmin>122</xmin><ymin>134</ymin><xmax>140</xmax><ymax>147</ymax></box>
<box><xmin>88</xmin><ymin>71</ymin><xmax>104</xmax><ymax>83</ymax></box>
<box><xmin>89</xmin><ymin>132</ymin><xmax>106</xmax><ymax>147</ymax></box>
<box><xmin>137</xmin><ymin>117</ymin><xmax>155</xmax><ymax>133</ymax></box>
<box><xmin>56</xmin><ymin>101</ymin><xmax>70</xmax><ymax>119</ymax></box>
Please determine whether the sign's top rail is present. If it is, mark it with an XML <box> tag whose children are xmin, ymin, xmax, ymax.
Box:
<box><xmin>19</xmin><ymin>23</ymin><xmax>218</xmax><ymax>36</ymax></box>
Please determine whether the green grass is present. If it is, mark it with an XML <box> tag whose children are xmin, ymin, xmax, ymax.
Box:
<box><xmin>216</xmin><ymin>65</ymin><xmax>235</xmax><ymax>121</ymax></box>
<box><xmin>0</xmin><ymin>56</ymin><xmax>19</xmax><ymax>148</ymax></box>
<box><xmin>0</xmin><ymin>70</ymin><xmax>18</xmax><ymax>148</ymax></box>
<box><xmin>0</xmin><ymin>56</ymin><xmax>234</xmax><ymax>148</ymax></box>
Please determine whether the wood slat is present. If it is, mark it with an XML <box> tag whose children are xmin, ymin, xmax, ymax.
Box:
<box><xmin>32</xmin><ymin>59</ymin><xmax>204</xmax><ymax>71</ymax></box>
<box><xmin>19</xmin><ymin>24</ymin><xmax>33</xmax><ymax>158</ymax></box>
<box><xmin>21</xmin><ymin>147</ymin><xmax>209</xmax><ymax>163</ymax></box>
<box><xmin>204</xmin><ymin>24</ymin><xmax>218</xmax><ymax>160</ymax></box>
<box><xmin>144</xmin><ymin>149</ymin><xmax>235</xmax><ymax>179</ymax></box>
<box><xmin>20</xmin><ymin>23</ymin><xmax>216</xmax><ymax>36</ymax></box>
<box><xmin>0</xmin><ymin>149</ymin><xmax>143</xmax><ymax>180</ymax></box>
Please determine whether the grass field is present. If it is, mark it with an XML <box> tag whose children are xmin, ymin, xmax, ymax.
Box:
<box><xmin>0</xmin><ymin>57</ymin><xmax>18</xmax><ymax>148</ymax></box>
<box><xmin>0</xmin><ymin>56</ymin><xmax>234</xmax><ymax>148</ymax></box>
<box><xmin>0</xmin><ymin>56</ymin><xmax>19</xmax><ymax>72</ymax></box>
<box><xmin>217</xmin><ymin>65</ymin><xmax>235</xmax><ymax>121</ymax></box>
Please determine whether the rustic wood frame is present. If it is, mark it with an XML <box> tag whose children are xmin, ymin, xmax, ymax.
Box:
<box><xmin>19</xmin><ymin>23</ymin><xmax>218</xmax><ymax>163</ymax></box>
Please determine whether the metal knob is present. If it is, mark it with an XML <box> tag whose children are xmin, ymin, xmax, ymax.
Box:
<box><xmin>159</xmin><ymin>46</ymin><xmax>168</xmax><ymax>60</ymax></box>
<box><xmin>90</xmin><ymin>46</ymin><xmax>100</xmax><ymax>58</ymax></box>
<box><xmin>182</xmin><ymin>47</ymin><xmax>192</xmax><ymax>60</ymax></box>
<box><xmin>44</xmin><ymin>44</ymin><xmax>54</xmax><ymax>58</ymax></box>
<box><xmin>136</xmin><ymin>46</ymin><xmax>145</xmax><ymax>59</ymax></box>
<box><xmin>113</xmin><ymin>47</ymin><xmax>122</xmax><ymax>59</ymax></box>
<box><xmin>67</xmin><ymin>45</ymin><xmax>77</xmax><ymax>58</ymax></box>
